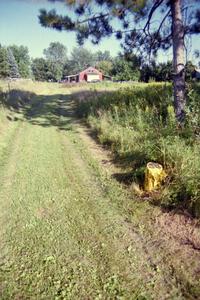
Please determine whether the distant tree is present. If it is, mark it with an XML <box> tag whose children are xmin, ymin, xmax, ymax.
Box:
<box><xmin>32</xmin><ymin>58</ymin><xmax>49</xmax><ymax>81</ymax></box>
<box><xmin>7</xmin><ymin>48</ymin><xmax>20</xmax><ymax>78</ymax></box>
<box><xmin>140</xmin><ymin>61</ymin><xmax>172</xmax><ymax>82</ymax></box>
<box><xmin>43</xmin><ymin>42</ymin><xmax>67</xmax><ymax>65</ymax></box>
<box><xmin>43</xmin><ymin>42</ymin><xmax>68</xmax><ymax>81</ymax></box>
<box><xmin>39</xmin><ymin>0</ymin><xmax>200</xmax><ymax>122</ymax></box>
<box><xmin>95</xmin><ymin>50</ymin><xmax>112</xmax><ymax>62</ymax></box>
<box><xmin>62</xmin><ymin>61</ymin><xmax>72</xmax><ymax>77</ymax></box>
<box><xmin>46</xmin><ymin>60</ymin><xmax>63</xmax><ymax>82</ymax></box>
<box><xmin>0</xmin><ymin>46</ymin><xmax>9</xmax><ymax>78</ymax></box>
<box><xmin>140</xmin><ymin>64</ymin><xmax>152</xmax><ymax>83</ymax></box>
<box><xmin>185</xmin><ymin>61</ymin><xmax>196</xmax><ymax>81</ymax></box>
<box><xmin>18</xmin><ymin>61</ymin><xmax>32</xmax><ymax>79</ymax></box>
<box><xmin>112</xmin><ymin>57</ymin><xmax>140</xmax><ymax>81</ymax></box>
<box><xmin>69</xmin><ymin>47</ymin><xmax>95</xmax><ymax>74</ymax></box>
<box><xmin>10</xmin><ymin>45</ymin><xmax>31</xmax><ymax>78</ymax></box>
<box><xmin>157</xmin><ymin>61</ymin><xmax>173</xmax><ymax>81</ymax></box>
<box><xmin>96</xmin><ymin>60</ymin><xmax>113</xmax><ymax>76</ymax></box>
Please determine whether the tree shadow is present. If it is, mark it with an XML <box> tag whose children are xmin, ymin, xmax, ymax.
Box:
<box><xmin>0</xmin><ymin>89</ymin><xmax>77</xmax><ymax>131</ymax></box>
<box><xmin>0</xmin><ymin>87</ymin><xmax>114</xmax><ymax>131</ymax></box>
<box><xmin>1</xmin><ymin>87</ymin><xmax>198</xmax><ymax>219</ymax></box>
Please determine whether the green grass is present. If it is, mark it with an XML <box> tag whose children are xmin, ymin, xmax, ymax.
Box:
<box><xmin>0</xmin><ymin>80</ymin><xmax>199</xmax><ymax>299</ymax></box>
<box><xmin>76</xmin><ymin>82</ymin><xmax>200</xmax><ymax>217</ymax></box>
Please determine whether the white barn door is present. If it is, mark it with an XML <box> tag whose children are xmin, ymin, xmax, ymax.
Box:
<box><xmin>87</xmin><ymin>74</ymin><xmax>100</xmax><ymax>82</ymax></box>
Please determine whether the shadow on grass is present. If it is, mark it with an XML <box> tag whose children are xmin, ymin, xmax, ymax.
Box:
<box><xmin>0</xmin><ymin>88</ymin><xmax>155</xmax><ymax>192</ymax></box>
<box><xmin>1</xmin><ymin>88</ymin><xmax>198</xmax><ymax>219</ymax></box>
<box><xmin>0</xmin><ymin>87</ymin><xmax>148</xmax><ymax>190</ymax></box>
<box><xmin>0</xmin><ymin>88</ymin><xmax>114</xmax><ymax>131</ymax></box>
<box><xmin>0</xmin><ymin>89</ymin><xmax>78</xmax><ymax>131</ymax></box>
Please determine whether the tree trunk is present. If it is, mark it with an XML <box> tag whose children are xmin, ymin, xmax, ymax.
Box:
<box><xmin>171</xmin><ymin>0</ymin><xmax>186</xmax><ymax>123</ymax></box>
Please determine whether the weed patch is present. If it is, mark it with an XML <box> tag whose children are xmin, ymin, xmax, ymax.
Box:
<box><xmin>76</xmin><ymin>82</ymin><xmax>200</xmax><ymax>217</ymax></box>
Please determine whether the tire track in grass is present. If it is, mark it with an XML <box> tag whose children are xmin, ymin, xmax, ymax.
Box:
<box><xmin>63</xmin><ymin>98</ymin><xmax>200</xmax><ymax>300</ymax></box>
<box><xmin>55</xmin><ymin>129</ymin><xmax>187</xmax><ymax>300</ymax></box>
<box><xmin>0</xmin><ymin>119</ymin><xmax>146</xmax><ymax>299</ymax></box>
<box><xmin>0</xmin><ymin>121</ymin><xmax>26</xmax><ymax>298</ymax></box>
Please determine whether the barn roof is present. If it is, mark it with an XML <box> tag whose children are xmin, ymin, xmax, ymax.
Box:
<box><xmin>64</xmin><ymin>66</ymin><xmax>112</xmax><ymax>79</ymax></box>
<box><xmin>80</xmin><ymin>66</ymin><xmax>102</xmax><ymax>74</ymax></box>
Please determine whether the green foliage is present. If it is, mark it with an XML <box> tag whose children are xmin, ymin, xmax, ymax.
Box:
<box><xmin>43</xmin><ymin>42</ymin><xmax>67</xmax><ymax>65</ymax></box>
<box><xmin>7</xmin><ymin>48</ymin><xmax>20</xmax><ymax>78</ymax></box>
<box><xmin>46</xmin><ymin>60</ymin><xmax>63</xmax><ymax>82</ymax></box>
<box><xmin>68</xmin><ymin>47</ymin><xmax>96</xmax><ymax>74</ymax></box>
<box><xmin>9</xmin><ymin>45</ymin><xmax>31</xmax><ymax>78</ymax></box>
<box><xmin>140</xmin><ymin>61</ymin><xmax>172</xmax><ymax>82</ymax></box>
<box><xmin>185</xmin><ymin>61</ymin><xmax>196</xmax><ymax>81</ymax></box>
<box><xmin>32</xmin><ymin>58</ymin><xmax>49</xmax><ymax>81</ymax></box>
<box><xmin>0</xmin><ymin>46</ymin><xmax>9</xmax><ymax>78</ymax></box>
<box><xmin>43</xmin><ymin>42</ymin><xmax>68</xmax><ymax>81</ymax></box>
<box><xmin>39</xmin><ymin>0</ymin><xmax>200</xmax><ymax>61</ymax></box>
<box><xmin>0</xmin><ymin>42</ymin><xmax>181</xmax><ymax>83</ymax></box>
<box><xmin>96</xmin><ymin>60</ymin><xmax>113</xmax><ymax>76</ymax></box>
<box><xmin>112</xmin><ymin>57</ymin><xmax>140</xmax><ymax>81</ymax></box>
<box><xmin>77</xmin><ymin>82</ymin><xmax>200</xmax><ymax>217</ymax></box>
<box><xmin>95</xmin><ymin>50</ymin><xmax>112</xmax><ymax>62</ymax></box>
<box><xmin>31</xmin><ymin>58</ymin><xmax>66</xmax><ymax>82</ymax></box>
<box><xmin>185</xmin><ymin>83</ymin><xmax>200</xmax><ymax>136</ymax></box>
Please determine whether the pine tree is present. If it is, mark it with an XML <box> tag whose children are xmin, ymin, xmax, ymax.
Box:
<box><xmin>10</xmin><ymin>45</ymin><xmax>31</xmax><ymax>78</ymax></box>
<box><xmin>7</xmin><ymin>48</ymin><xmax>20</xmax><ymax>78</ymax></box>
<box><xmin>0</xmin><ymin>46</ymin><xmax>9</xmax><ymax>78</ymax></box>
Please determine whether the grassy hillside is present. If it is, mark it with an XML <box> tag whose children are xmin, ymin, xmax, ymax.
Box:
<box><xmin>76</xmin><ymin>82</ymin><xmax>200</xmax><ymax>217</ymax></box>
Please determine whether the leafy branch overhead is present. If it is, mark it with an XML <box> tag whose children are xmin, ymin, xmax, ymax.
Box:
<box><xmin>39</xmin><ymin>0</ymin><xmax>200</xmax><ymax>59</ymax></box>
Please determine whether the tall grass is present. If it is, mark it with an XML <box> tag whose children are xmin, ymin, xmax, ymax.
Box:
<box><xmin>76</xmin><ymin>82</ymin><xmax>200</xmax><ymax>217</ymax></box>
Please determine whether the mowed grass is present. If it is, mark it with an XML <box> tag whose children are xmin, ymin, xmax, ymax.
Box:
<box><xmin>0</xmin><ymin>80</ymin><xmax>199</xmax><ymax>299</ymax></box>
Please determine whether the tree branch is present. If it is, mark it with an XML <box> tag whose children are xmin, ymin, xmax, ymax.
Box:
<box><xmin>156</xmin><ymin>9</ymin><xmax>171</xmax><ymax>38</ymax></box>
<box><xmin>143</xmin><ymin>0</ymin><xmax>164</xmax><ymax>36</ymax></box>
<box><xmin>76</xmin><ymin>13</ymin><xmax>110</xmax><ymax>25</ymax></box>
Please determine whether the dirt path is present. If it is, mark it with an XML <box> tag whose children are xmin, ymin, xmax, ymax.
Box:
<box><xmin>0</xmin><ymin>87</ymin><xmax>199</xmax><ymax>299</ymax></box>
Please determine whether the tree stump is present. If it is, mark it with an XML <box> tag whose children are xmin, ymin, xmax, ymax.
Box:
<box><xmin>144</xmin><ymin>162</ymin><xmax>166</xmax><ymax>192</ymax></box>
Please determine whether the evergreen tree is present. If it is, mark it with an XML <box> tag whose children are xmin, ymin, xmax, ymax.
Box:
<box><xmin>10</xmin><ymin>45</ymin><xmax>31</xmax><ymax>78</ymax></box>
<box><xmin>0</xmin><ymin>46</ymin><xmax>9</xmax><ymax>78</ymax></box>
<box><xmin>7</xmin><ymin>48</ymin><xmax>20</xmax><ymax>78</ymax></box>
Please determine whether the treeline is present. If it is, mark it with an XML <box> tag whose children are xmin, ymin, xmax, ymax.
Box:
<box><xmin>31</xmin><ymin>43</ymin><xmax>142</xmax><ymax>82</ymax></box>
<box><xmin>0</xmin><ymin>42</ymin><xmax>198</xmax><ymax>82</ymax></box>
<box><xmin>0</xmin><ymin>44</ymin><xmax>31</xmax><ymax>79</ymax></box>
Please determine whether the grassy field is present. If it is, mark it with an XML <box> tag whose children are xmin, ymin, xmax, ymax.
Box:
<box><xmin>0</xmin><ymin>80</ymin><xmax>199</xmax><ymax>299</ymax></box>
<box><xmin>76</xmin><ymin>82</ymin><xmax>200</xmax><ymax>217</ymax></box>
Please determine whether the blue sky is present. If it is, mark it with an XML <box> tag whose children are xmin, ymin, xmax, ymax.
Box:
<box><xmin>0</xmin><ymin>0</ymin><xmax>121</xmax><ymax>58</ymax></box>
<box><xmin>0</xmin><ymin>0</ymin><xmax>199</xmax><ymax>63</ymax></box>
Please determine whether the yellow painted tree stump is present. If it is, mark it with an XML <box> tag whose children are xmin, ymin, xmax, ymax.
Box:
<box><xmin>144</xmin><ymin>162</ymin><xmax>166</xmax><ymax>192</ymax></box>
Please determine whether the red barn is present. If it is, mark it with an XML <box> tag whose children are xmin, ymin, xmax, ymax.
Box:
<box><xmin>65</xmin><ymin>66</ymin><xmax>105</xmax><ymax>83</ymax></box>
<box><xmin>79</xmin><ymin>67</ymin><xmax>103</xmax><ymax>82</ymax></box>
